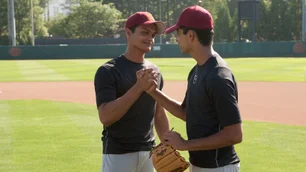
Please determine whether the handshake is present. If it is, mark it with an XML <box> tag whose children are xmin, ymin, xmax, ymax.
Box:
<box><xmin>135</xmin><ymin>67</ymin><xmax>159</xmax><ymax>93</ymax></box>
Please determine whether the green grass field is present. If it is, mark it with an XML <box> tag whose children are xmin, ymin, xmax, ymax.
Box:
<box><xmin>1</xmin><ymin>58</ymin><xmax>306</xmax><ymax>171</ymax></box>
<box><xmin>0</xmin><ymin>57</ymin><xmax>306</xmax><ymax>82</ymax></box>
<box><xmin>1</xmin><ymin>100</ymin><xmax>306</xmax><ymax>172</ymax></box>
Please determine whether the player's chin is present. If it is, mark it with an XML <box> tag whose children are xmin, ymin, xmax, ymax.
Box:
<box><xmin>180</xmin><ymin>49</ymin><xmax>187</xmax><ymax>54</ymax></box>
<box><xmin>180</xmin><ymin>47</ymin><xmax>188</xmax><ymax>54</ymax></box>
<box><xmin>141</xmin><ymin>46</ymin><xmax>152</xmax><ymax>52</ymax></box>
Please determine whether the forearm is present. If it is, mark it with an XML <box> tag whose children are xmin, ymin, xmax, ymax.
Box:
<box><xmin>154</xmin><ymin>104</ymin><xmax>170</xmax><ymax>141</ymax></box>
<box><xmin>149</xmin><ymin>89</ymin><xmax>186</xmax><ymax>121</ymax></box>
<box><xmin>99</xmin><ymin>84</ymin><xmax>143</xmax><ymax>127</ymax></box>
<box><xmin>184</xmin><ymin>125</ymin><xmax>243</xmax><ymax>151</ymax></box>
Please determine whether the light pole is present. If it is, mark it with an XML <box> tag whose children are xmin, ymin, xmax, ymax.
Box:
<box><xmin>7</xmin><ymin>0</ymin><xmax>16</xmax><ymax>46</ymax></box>
<box><xmin>31</xmin><ymin>0</ymin><xmax>35</xmax><ymax>46</ymax></box>
<box><xmin>303</xmin><ymin>0</ymin><xmax>306</xmax><ymax>41</ymax></box>
<box><xmin>159</xmin><ymin>0</ymin><xmax>162</xmax><ymax>44</ymax></box>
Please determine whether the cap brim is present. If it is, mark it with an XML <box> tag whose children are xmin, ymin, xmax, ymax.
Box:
<box><xmin>165</xmin><ymin>24</ymin><xmax>179</xmax><ymax>34</ymax></box>
<box><xmin>142</xmin><ymin>21</ymin><xmax>166</xmax><ymax>34</ymax></box>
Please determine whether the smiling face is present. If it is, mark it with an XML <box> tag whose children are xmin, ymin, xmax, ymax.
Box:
<box><xmin>126</xmin><ymin>24</ymin><xmax>157</xmax><ymax>53</ymax></box>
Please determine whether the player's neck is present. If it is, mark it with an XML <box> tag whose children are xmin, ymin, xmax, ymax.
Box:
<box><xmin>124</xmin><ymin>47</ymin><xmax>145</xmax><ymax>63</ymax></box>
<box><xmin>191</xmin><ymin>45</ymin><xmax>214</xmax><ymax>66</ymax></box>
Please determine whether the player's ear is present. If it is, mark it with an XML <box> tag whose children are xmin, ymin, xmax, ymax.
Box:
<box><xmin>187</xmin><ymin>30</ymin><xmax>195</xmax><ymax>41</ymax></box>
<box><xmin>125</xmin><ymin>28</ymin><xmax>132</xmax><ymax>39</ymax></box>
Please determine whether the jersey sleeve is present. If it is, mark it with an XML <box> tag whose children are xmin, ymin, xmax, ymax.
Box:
<box><xmin>94</xmin><ymin>66</ymin><xmax>117</xmax><ymax>108</ymax></box>
<box><xmin>207</xmin><ymin>75</ymin><xmax>242</xmax><ymax>127</ymax></box>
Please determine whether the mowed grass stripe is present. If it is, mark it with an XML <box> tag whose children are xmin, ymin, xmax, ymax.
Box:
<box><xmin>17</xmin><ymin>61</ymin><xmax>70</xmax><ymax>81</ymax></box>
<box><xmin>0</xmin><ymin>58</ymin><xmax>306</xmax><ymax>82</ymax></box>
<box><xmin>0</xmin><ymin>100</ymin><xmax>306</xmax><ymax>171</ymax></box>
<box><xmin>39</xmin><ymin>60</ymin><xmax>104</xmax><ymax>81</ymax></box>
<box><xmin>226</xmin><ymin>58</ymin><xmax>306</xmax><ymax>82</ymax></box>
<box><xmin>72</xmin><ymin>59</ymin><xmax>107</xmax><ymax>66</ymax></box>
<box><xmin>56</xmin><ymin>102</ymin><xmax>102</xmax><ymax>166</ymax></box>
<box><xmin>5</xmin><ymin>100</ymin><xmax>101</xmax><ymax>171</ymax></box>
<box><xmin>149</xmin><ymin>58</ymin><xmax>194</xmax><ymax>81</ymax></box>
<box><xmin>0</xmin><ymin>61</ymin><xmax>24</xmax><ymax>82</ymax></box>
<box><xmin>33</xmin><ymin>58</ymin><xmax>306</xmax><ymax>82</ymax></box>
<box><xmin>235</xmin><ymin>121</ymin><xmax>306</xmax><ymax>171</ymax></box>
<box><xmin>0</xmin><ymin>101</ymin><xmax>13</xmax><ymax>172</ymax></box>
<box><xmin>72</xmin><ymin>58</ymin><xmax>193</xmax><ymax>81</ymax></box>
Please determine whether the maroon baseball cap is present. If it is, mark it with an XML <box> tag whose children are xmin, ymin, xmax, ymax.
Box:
<box><xmin>125</xmin><ymin>12</ymin><xmax>166</xmax><ymax>34</ymax></box>
<box><xmin>165</xmin><ymin>5</ymin><xmax>214</xmax><ymax>34</ymax></box>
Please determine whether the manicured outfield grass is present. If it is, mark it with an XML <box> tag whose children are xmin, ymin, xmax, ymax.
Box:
<box><xmin>1</xmin><ymin>100</ymin><xmax>306</xmax><ymax>172</ymax></box>
<box><xmin>0</xmin><ymin>57</ymin><xmax>305</xmax><ymax>82</ymax></box>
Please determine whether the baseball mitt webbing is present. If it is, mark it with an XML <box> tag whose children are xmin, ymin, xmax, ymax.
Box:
<box><xmin>150</xmin><ymin>143</ymin><xmax>190</xmax><ymax>172</ymax></box>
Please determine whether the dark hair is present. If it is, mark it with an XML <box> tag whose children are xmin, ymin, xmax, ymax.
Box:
<box><xmin>129</xmin><ymin>25</ymin><xmax>139</xmax><ymax>33</ymax></box>
<box><xmin>179</xmin><ymin>26</ymin><xmax>214</xmax><ymax>46</ymax></box>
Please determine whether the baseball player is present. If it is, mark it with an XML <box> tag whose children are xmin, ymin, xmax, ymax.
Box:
<box><xmin>94</xmin><ymin>12</ymin><xmax>170</xmax><ymax>172</ymax></box>
<box><xmin>140</xmin><ymin>5</ymin><xmax>243</xmax><ymax>172</ymax></box>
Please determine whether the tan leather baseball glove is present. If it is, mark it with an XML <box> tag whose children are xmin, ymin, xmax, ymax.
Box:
<box><xmin>150</xmin><ymin>143</ymin><xmax>190</xmax><ymax>172</ymax></box>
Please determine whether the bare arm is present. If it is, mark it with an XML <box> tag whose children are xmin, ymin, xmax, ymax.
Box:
<box><xmin>164</xmin><ymin>123</ymin><xmax>242</xmax><ymax>151</ymax></box>
<box><xmin>148</xmin><ymin>89</ymin><xmax>186</xmax><ymax>121</ymax></box>
<box><xmin>154</xmin><ymin>103</ymin><xmax>170</xmax><ymax>141</ymax></box>
<box><xmin>182</xmin><ymin>76</ymin><xmax>243</xmax><ymax>150</ymax></box>
<box><xmin>163</xmin><ymin>69</ymin><xmax>243</xmax><ymax>151</ymax></box>
<box><xmin>97</xmin><ymin>68</ymin><xmax>157</xmax><ymax>127</ymax></box>
<box><xmin>98</xmin><ymin>84</ymin><xmax>143</xmax><ymax>127</ymax></box>
<box><xmin>184</xmin><ymin>123</ymin><xmax>242</xmax><ymax>151</ymax></box>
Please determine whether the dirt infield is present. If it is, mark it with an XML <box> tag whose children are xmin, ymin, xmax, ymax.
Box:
<box><xmin>0</xmin><ymin>81</ymin><xmax>306</xmax><ymax>126</ymax></box>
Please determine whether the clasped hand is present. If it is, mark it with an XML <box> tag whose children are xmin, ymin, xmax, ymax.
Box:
<box><xmin>136</xmin><ymin>67</ymin><xmax>158</xmax><ymax>92</ymax></box>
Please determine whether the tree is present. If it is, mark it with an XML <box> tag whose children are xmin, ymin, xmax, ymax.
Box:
<box><xmin>1</xmin><ymin>0</ymin><xmax>302</xmax><ymax>43</ymax></box>
<box><xmin>256</xmin><ymin>0</ymin><xmax>271</xmax><ymax>41</ymax></box>
<box><xmin>0</xmin><ymin>0</ymin><xmax>8</xmax><ymax>39</ymax></box>
<box><xmin>214</xmin><ymin>1</ymin><xmax>234</xmax><ymax>42</ymax></box>
<box><xmin>267</xmin><ymin>0</ymin><xmax>301</xmax><ymax>41</ymax></box>
<box><xmin>0</xmin><ymin>0</ymin><xmax>8</xmax><ymax>44</ymax></box>
<box><xmin>268</xmin><ymin>0</ymin><xmax>288</xmax><ymax>41</ymax></box>
<box><xmin>39</xmin><ymin>0</ymin><xmax>49</xmax><ymax>8</ymax></box>
<box><xmin>45</xmin><ymin>14</ymin><xmax>66</xmax><ymax>37</ymax></box>
<box><xmin>227</xmin><ymin>0</ymin><xmax>238</xmax><ymax>17</ymax></box>
<box><xmin>48</xmin><ymin>2</ymin><xmax>123</xmax><ymax>38</ymax></box>
<box><xmin>0</xmin><ymin>0</ymin><xmax>48</xmax><ymax>45</ymax></box>
<box><xmin>14</xmin><ymin>0</ymin><xmax>48</xmax><ymax>44</ymax></box>
<box><xmin>287</xmin><ymin>0</ymin><xmax>302</xmax><ymax>40</ymax></box>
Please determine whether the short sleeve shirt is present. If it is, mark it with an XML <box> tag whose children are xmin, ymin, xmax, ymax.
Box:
<box><xmin>181</xmin><ymin>54</ymin><xmax>242</xmax><ymax>168</ymax></box>
<box><xmin>94</xmin><ymin>55</ymin><xmax>164</xmax><ymax>154</ymax></box>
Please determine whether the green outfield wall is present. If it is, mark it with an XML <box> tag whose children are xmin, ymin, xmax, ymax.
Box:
<box><xmin>1</xmin><ymin>41</ymin><xmax>305</xmax><ymax>60</ymax></box>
